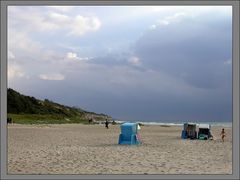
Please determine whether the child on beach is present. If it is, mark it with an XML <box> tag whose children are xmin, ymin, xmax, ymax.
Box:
<box><xmin>220</xmin><ymin>128</ymin><xmax>226</xmax><ymax>142</ymax></box>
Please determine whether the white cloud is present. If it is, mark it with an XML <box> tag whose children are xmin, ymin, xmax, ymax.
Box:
<box><xmin>8</xmin><ymin>30</ymin><xmax>42</xmax><ymax>54</ymax></box>
<box><xmin>65</xmin><ymin>52</ymin><xmax>92</xmax><ymax>61</ymax></box>
<box><xmin>8</xmin><ymin>51</ymin><xmax>15</xmax><ymax>59</ymax></box>
<box><xmin>128</xmin><ymin>56</ymin><xmax>141</xmax><ymax>66</ymax></box>
<box><xmin>8</xmin><ymin>64</ymin><xmax>25</xmax><ymax>79</ymax></box>
<box><xmin>224</xmin><ymin>59</ymin><xmax>231</xmax><ymax>65</ymax></box>
<box><xmin>149</xmin><ymin>24</ymin><xmax>157</xmax><ymax>30</ymax></box>
<box><xmin>39</xmin><ymin>73</ymin><xmax>65</xmax><ymax>80</ymax></box>
<box><xmin>47</xmin><ymin>13</ymin><xmax>102</xmax><ymax>36</ymax></box>
<box><xmin>47</xmin><ymin>6</ymin><xmax>74</xmax><ymax>12</ymax></box>
<box><xmin>148</xmin><ymin>6</ymin><xmax>231</xmax><ymax>15</ymax></box>
<box><xmin>68</xmin><ymin>15</ymin><xmax>101</xmax><ymax>36</ymax></box>
<box><xmin>149</xmin><ymin>12</ymin><xmax>187</xmax><ymax>31</ymax></box>
<box><xmin>79</xmin><ymin>57</ymin><xmax>92</xmax><ymax>61</ymax></box>
<box><xmin>66</xmin><ymin>52</ymin><xmax>78</xmax><ymax>60</ymax></box>
<box><xmin>10</xmin><ymin>11</ymin><xmax>59</xmax><ymax>31</ymax></box>
<box><xmin>48</xmin><ymin>12</ymin><xmax>70</xmax><ymax>23</ymax></box>
<box><xmin>158</xmin><ymin>20</ymin><xmax>170</xmax><ymax>26</ymax></box>
<box><xmin>8</xmin><ymin>6</ymin><xmax>101</xmax><ymax>37</ymax></box>
<box><xmin>157</xmin><ymin>12</ymin><xmax>186</xmax><ymax>26</ymax></box>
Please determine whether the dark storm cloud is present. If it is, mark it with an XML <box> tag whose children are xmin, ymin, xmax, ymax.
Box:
<box><xmin>134</xmin><ymin>14</ymin><xmax>232</xmax><ymax>90</ymax></box>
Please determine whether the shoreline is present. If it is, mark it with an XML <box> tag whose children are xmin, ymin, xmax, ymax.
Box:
<box><xmin>7</xmin><ymin>121</ymin><xmax>233</xmax><ymax>128</ymax></box>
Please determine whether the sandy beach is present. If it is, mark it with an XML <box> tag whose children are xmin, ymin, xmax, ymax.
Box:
<box><xmin>7</xmin><ymin>124</ymin><xmax>232</xmax><ymax>175</ymax></box>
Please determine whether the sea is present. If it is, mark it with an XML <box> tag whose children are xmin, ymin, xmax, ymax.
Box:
<box><xmin>113</xmin><ymin>120</ymin><xmax>232</xmax><ymax>127</ymax></box>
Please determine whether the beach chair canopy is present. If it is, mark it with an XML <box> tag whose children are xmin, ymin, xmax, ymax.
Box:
<box><xmin>120</xmin><ymin>123</ymin><xmax>138</xmax><ymax>135</ymax></box>
<box><xmin>181</xmin><ymin>123</ymin><xmax>197</xmax><ymax>139</ymax></box>
<box><xmin>199</xmin><ymin>124</ymin><xmax>210</xmax><ymax>129</ymax></box>
<box><xmin>198</xmin><ymin>124</ymin><xmax>212</xmax><ymax>140</ymax></box>
<box><xmin>118</xmin><ymin>123</ymin><xmax>141</xmax><ymax>145</ymax></box>
<box><xmin>183</xmin><ymin>123</ymin><xmax>197</xmax><ymax>130</ymax></box>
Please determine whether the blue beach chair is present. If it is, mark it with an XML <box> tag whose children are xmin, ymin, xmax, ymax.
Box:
<box><xmin>118</xmin><ymin>123</ymin><xmax>141</xmax><ymax>145</ymax></box>
<box><xmin>181</xmin><ymin>123</ymin><xmax>197</xmax><ymax>139</ymax></box>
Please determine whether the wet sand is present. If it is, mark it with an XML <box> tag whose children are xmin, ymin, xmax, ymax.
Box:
<box><xmin>7</xmin><ymin>124</ymin><xmax>232</xmax><ymax>174</ymax></box>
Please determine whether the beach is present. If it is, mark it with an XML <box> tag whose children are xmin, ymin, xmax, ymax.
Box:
<box><xmin>7</xmin><ymin>124</ymin><xmax>232</xmax><ymax>175</ymax></box>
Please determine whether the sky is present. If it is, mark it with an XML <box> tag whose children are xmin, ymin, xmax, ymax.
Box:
<box><xmin>8</xmin><ymin>6</ymin><xmax>232</xmax><ymax>122</ymax></box>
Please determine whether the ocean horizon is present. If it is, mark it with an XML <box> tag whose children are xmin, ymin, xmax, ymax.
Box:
<box><xmin>113</xmin><ymin>120</ymin><xmax>232</xmax><ymax>127</ymax></box>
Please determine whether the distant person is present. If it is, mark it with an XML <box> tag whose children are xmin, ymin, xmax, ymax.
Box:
<box><xmin>220</xmin><ymin>128</ymin><xmax>226</xmax><ymax>142</ymax></box>
<box><xmin>89</xmin><ymin>118</ymin><xmax>93</xmax><ymax>124</ymax></box>
<box><xmin>105</xmin><ymin>119</ymin><xmax>109</xmax><ymax>129</ymax></box>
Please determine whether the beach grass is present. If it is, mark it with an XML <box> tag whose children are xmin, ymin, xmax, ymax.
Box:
<box><xmin>7</xmin><ymin>113</ymin><xmax>89</xmax><ymax>125</ymax></box>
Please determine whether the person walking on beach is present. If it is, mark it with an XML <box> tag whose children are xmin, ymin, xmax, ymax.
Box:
<box><xmin>105</xmin><ymin>119</ymin><xmax>109</xmax><ymax>129</ymax></box>
<box><xmin>220</xmin><ymin>128</ymin><xmax>226</xmax><ymax>142</ymax></box>
<box><xmin>89</xmin><ymin>118</ymin><xmax>93</xmax><ymax>124</ymax></box>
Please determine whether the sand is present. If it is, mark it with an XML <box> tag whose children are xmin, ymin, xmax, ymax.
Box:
<box><xmin>7</xmin><ymin>124</ymin><xmax>232</xmax><ymax>175</ymax></box>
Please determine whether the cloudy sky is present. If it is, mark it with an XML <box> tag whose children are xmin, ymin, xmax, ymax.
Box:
<box><xmin>8</xmin><ymin>6</ymin><xmax>232</xmax><ymax>122</ymax></box>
